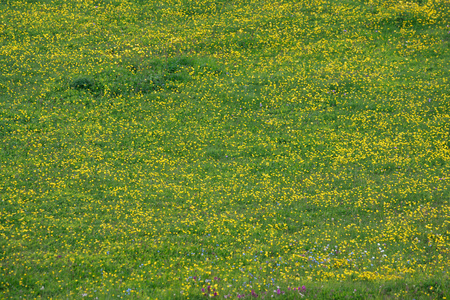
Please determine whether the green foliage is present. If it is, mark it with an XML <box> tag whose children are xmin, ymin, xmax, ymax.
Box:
<box><xmin>70</xmin><ymin>77</ymin><xmax>104</xmax><ymax>95</ymax></box>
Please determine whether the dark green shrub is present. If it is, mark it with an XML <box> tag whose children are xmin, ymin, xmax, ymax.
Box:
<box><xmin>70</xmin><ymin>77</ymin><xmax>104</xmax><ymax>95</ymax></box>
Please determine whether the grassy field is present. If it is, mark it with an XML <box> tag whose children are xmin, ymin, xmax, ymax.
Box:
<box><xmin>1</xmin><ymin>0</ymin><xmax>449</xmax><ymax>298</ymax></box>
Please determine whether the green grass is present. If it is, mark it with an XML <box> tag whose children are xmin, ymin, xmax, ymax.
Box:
<box><xmin>1</xmin><ymin>0</ymin><xmax>449</xmax><ymax>299</ymax></box>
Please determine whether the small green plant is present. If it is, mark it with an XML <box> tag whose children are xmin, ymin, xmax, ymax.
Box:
<box><xmin>70</xmin><ymin>77</ymin><xmax>104</xmax><ymax>95</ymax></box>
<box><xmin>70</xmin><ymin>77</ymin><xmax>94</xmax><ymax>90</ymax></box>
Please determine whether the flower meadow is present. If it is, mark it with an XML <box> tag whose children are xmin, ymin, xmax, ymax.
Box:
<box><xmin>1</xmin><ymin>0</ymin><xmax>449</xmax><ymax>298</ymax></box>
